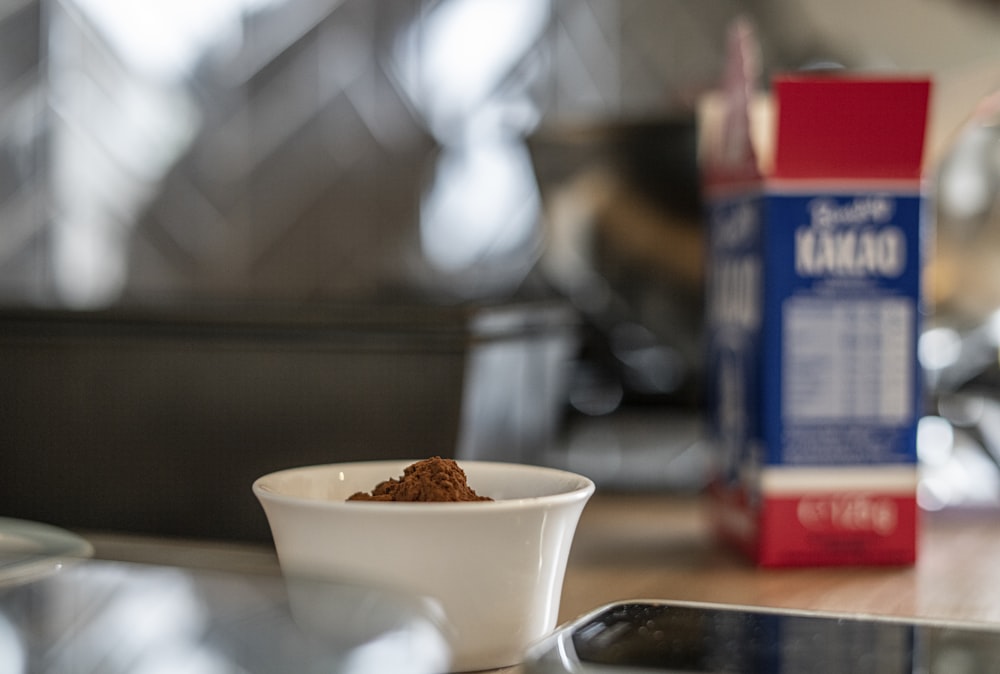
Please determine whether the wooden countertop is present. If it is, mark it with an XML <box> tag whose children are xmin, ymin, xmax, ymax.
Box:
<box><xmin>560</xmin><ymin>492</ymin><xmax>1000</xmax><ymax>625</ymax></box>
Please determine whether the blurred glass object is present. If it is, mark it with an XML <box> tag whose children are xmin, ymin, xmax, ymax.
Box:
<box><xmin>0</xmin><ymin>559</ymin><xmax>451</xmax><ymax>673</ymax></box>
<box><xmin>419</xmin><ymin>137</ymin><xmax>541</xmax><ymax>297</ymax></box>
<box><xmin>933</xmin><ymin>115</ymin><xmax>1000</xmax><ymax>324</ymax></box>
<box><xmin>0</xmin><ymin>613</ymin><xmax>24</xmax><ymax>674</ymax></box>
<box><xmin>527</xmin><ymin>117</ymin><xmax>706</xmax><ymax>409</ymax></box>
<box><xmin>395</xmin><ymin>0</ymin><xmax>549</xmax><ymax>299</ymax></box>
<box><xmin>921</xmin><ymin>95</ymin><xmax>1000</xmax><ymax>510</ymax></box>
<box><xmin>70</xmin><ymin>0</ymin><xmax>280</xmax><ymax>81</ymax></box>
<box><xmin>917</xmin><ymin>414</ymin><xmax>1000</xmax><ymax>511</ymax></box>
<box><xmin>919</xmin><ymin>312</ymin><xmax>1000</xmax><ymax>510</ymax></box>
<box><xmin>457</xmin><ymin>300</ymin><xmax>579</xmax><ymax>462</ymax></box>
<box><xmin>541</xmin><ymin>407</ymin><xmax>711</xmax><ymax>490</ymax></box>
<box><xmin>49</xmin><ymin>0</ymin><xmax>203</xmax><ymax>306</ymax></box>
<box><xmin>394</xmin><ymin>0</ymin><xmax>547</xmax><ymax>134</ymax></box>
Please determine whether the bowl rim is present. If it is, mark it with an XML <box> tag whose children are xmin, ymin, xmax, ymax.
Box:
<box><xmin>252</xmin><ymin>459</ymin><xmax>596</xmax><ymax>512</ymax></box>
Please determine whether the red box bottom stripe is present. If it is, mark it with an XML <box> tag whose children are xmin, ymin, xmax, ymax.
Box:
<box><xmin>756</xmin><ymin>492</ymin><xmax>918</xmax><ymax>567</ymax></box>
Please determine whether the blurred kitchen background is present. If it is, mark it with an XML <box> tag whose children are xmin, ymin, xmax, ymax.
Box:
<box><xmin>3</xmin><ymin>0</ymin><xmax>1000</xmax><ymax>540</ymax></box>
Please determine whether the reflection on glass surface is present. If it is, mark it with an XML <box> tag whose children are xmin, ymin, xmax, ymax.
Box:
<box><xmin>70</xmin><ymin>0</ymin><xmax>280</xmax><ymax>81</ymax></box>
<box><xmin>0</xmin><ymin>559</ymin><xmax>450</xmax><ymax>674</ymax></box>
<box><xmin>526</xmin><ymin>601</ymin><xmax>1000</xmax><ymax>674</ymax></box>
<box><xmin>0</xmin><ymin>613</ymin><xmax>25</xmax><ymax>674</ymax></box>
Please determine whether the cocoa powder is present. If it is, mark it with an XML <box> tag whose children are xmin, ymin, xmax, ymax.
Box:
<box><xmin>347</xmin><ymin>456</ymin><xmax>493</xmax><ymax>502</ymax></box>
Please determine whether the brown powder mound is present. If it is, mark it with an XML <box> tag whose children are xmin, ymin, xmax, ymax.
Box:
<box><xmin>347</xmin><ymin>457</ymin><xmax>493</xmax><ymax>502</ymax></box>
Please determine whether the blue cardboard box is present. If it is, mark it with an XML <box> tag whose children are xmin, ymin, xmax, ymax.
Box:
<box><xmin>702</xmin><ymin>73</ymin><xmax>931</xmax><ymax>566</ymax></box>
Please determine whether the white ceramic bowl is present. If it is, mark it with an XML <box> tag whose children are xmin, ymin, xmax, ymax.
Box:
<box><xmin>253</xmin><ymin>459</ymin><xmax>595</xmax><ymax>672</ymax></box>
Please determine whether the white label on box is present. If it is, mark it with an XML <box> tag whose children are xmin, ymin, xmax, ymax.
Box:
<box><xmin>761</xmin><ymin>465</ymin><xmax>919</xmax><ymax>493</ymax></box>
<box><xmin>782</xmin><ymin>297</ymin><xmax>913</xmax><ymax>424</ymax></box>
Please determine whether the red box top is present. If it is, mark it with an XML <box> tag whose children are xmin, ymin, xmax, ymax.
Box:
<box><xmin>772</xmin><ymin>75</ymin><xmax>931</xmax><ymax>180</ymax></box>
